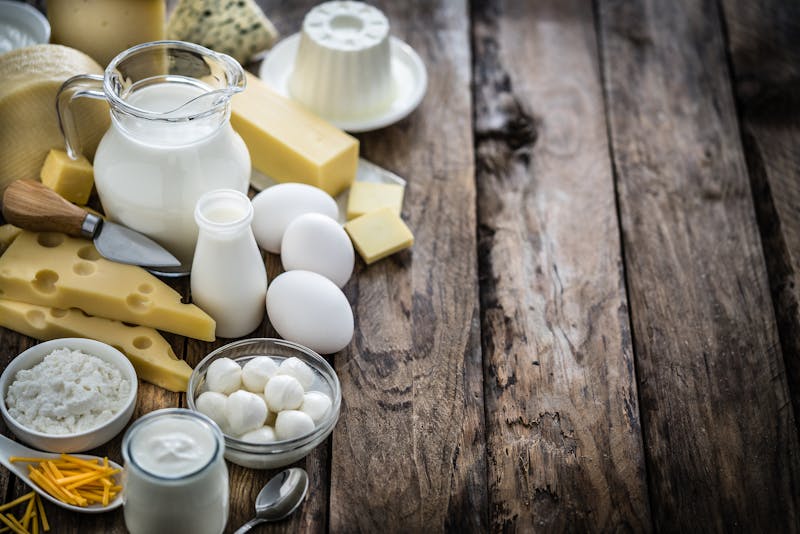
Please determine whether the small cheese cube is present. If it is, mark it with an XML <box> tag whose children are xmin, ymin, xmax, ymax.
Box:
<box><xmin>344</xmin><ymin>207</ymin><xmax>414</xmax><ymax>265</ymax></box>
<box><xmin>40</xmin><ymin>149</ymin><xmax>94</xmax><ymax>205</ymax></box>
<box><xmin>231</xmin><ymin>73</ymin><xmax>358</xmax><ymax>197</ymax></box>
<box><xmin>346</xmin><ymin>181</ymin><xmax>405</xmax><ymax>220</ymax></box>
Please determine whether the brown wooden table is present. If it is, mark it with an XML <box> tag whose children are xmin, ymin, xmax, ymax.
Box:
<box><xmin>2</xmin><ymin>0</ymin><xmax>799</xmax><ymax>531</ymax></box>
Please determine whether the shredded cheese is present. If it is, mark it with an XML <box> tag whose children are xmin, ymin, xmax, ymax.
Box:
<box><xmin>9</xmin><ymin>455</ymin><xmax>120</xmax><ymax>509</ymax></box>
<box><xmin>0</xmin><ymin>492</ymin><xmax>48</xmax><ymax>534</ymax></box>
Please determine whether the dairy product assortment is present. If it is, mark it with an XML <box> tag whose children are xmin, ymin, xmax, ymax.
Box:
<box><xmin>0</xmin><ymin>0</ymin><xmax>424</xmax><ymax>525</ymax></box>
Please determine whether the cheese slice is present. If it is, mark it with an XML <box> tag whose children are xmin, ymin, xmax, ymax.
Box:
<box><xmin>0</xmin><ymin>225</ymin><xmax>22</xmax><ymax>253</ymax></box>
<box><xmin>40</xmin><ymin>149</ymin><xmax>95</xmax><ymax>205</ymax></box>
<box><xmin>0</xmin><ymin>45</ymin><xmax>110</xmax><ymax>193</ymax></box>
<box><xmin>0</xmin><ymin>299</ymin><xmax>192</xmax><ymax>392</ymax></box>
<box><xmin>231</xmin><ymin>72</ymin><xmax>359</xmax><ymax>197</ymax></box>
<box><xmin>344</xmin><ymin>207</ymin><xmax>414</xmax><ymax>265</ymax></box>
<box><xmin>48</xmin><ymin>0</ymin><xmax>166</xmax><ymax>68</ymax></box>
<box><xmin>346</xmin><ymin>181</ymin><xmax>405</xmax><ymax>220</ymax></box>
<box><xmin>0</xmin><ymin>231</ymin><xmax>216</xmax><ymax>340</ymax></box>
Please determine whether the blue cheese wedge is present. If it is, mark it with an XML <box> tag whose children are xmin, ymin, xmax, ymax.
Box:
<box><xmin>167</xmin><ymin>0</ymin><xmax>279</xmax><ymax>64</ymax></box>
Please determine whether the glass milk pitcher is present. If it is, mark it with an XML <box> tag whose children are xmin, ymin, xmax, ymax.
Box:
<box><xmin>57</xmin><ymin>41</ymin><xmax>251</xmax><ymax>269</ymax></box>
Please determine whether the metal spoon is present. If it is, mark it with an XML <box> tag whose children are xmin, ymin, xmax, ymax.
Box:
<box><xmin>0</xmin><ymin>434</ymin><xmax>123</xmax><ymax>513</ymax></box>
<box><xmin>233</xmin><ymin>467</ymin><xmax>309</xmax><ymax>533</ymax></box>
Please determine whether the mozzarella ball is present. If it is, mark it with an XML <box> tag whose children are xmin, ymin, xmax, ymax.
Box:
<box><xmin>275</xmin><ymin>410</ymin><xmax>315</xmax><ymax>440</ymax></box>
<box><xmin>300</xmin><ymin>391</ymin><xmax>333</xmax><ymax>423</ymax></box>
<box><xmin>225</xmin><ymin>390</ymin><xmax>268</xmax><ymax>435</ymax></box>
<box><xmin>205</xmin><ymin>357</ymin><xmax>242</xmax><ymax>394</ymax></box>
<box><xmin>263</xmin><ymin>374</ymin><xmax>304</xmax><ymax>412</ymax></box>
<box><xmin>241</xmin><ymin>356</ymin><xmax>279</xmax><ymax>392</ymax></box>
<box><xmin>281</xmin><ymin>213</ymin><xmax>354</xmax><ymax>288</ymax></box>
<box><xmin>239</xmin><ymin>426</ymin><xmax>277</xmax><ymax>444</ymax></box>
<box><xmin>276</xmin><ymin>357</ymin><xmax>315</xmax><ymax>390</ymax></box>
<box><xmin>195</xmin><ymin>391</ymin><xmax>229</xmax><ymax>432</ymax></box>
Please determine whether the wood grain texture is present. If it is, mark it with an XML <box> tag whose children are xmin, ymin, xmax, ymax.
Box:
<box><xmin>472</xmin><ymin>0</ymin><xmax>650</xmax><ymax>530</ymax></box>
<box><xmin>324</xmin><ymin>1</ymin><xmax>488</xmax><ymax>532</ymax></box>
<box><xmin>598</xmin><ymin>0</ymin><xmax>800</xmax><ymax>529</ymax></box>
<box><xmin>720</xmin><ymin>0</ymin><xmax>800</xmax><ymax>427</ymax></box>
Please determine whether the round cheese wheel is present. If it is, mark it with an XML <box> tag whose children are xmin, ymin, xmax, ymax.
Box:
<box><xmin>0</xmin><ymin>44</ymin><xmax>110</xmax><ymax>193</ymax></box>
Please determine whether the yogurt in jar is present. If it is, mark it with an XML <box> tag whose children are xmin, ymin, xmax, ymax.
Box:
<box><xmin>122</xmin><ymin>409</ymin><xmax>229</xmax><ymax>534</ymax></box>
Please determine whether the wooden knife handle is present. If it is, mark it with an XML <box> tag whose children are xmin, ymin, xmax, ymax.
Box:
<box><xmin>2</xmin><ymin>179</ymin><xmax>88</xmax><ymax>237</ymax></box>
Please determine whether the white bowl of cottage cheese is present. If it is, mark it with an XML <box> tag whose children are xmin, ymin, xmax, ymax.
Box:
<box><xmin>0</xmin><ymin>338</ymin><xmax>138</xmax><ymax>452</ymax></box>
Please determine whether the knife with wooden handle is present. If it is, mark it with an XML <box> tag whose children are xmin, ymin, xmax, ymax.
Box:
<box><xmin>2</xmin><ymin>179</ymin><xmax>181</xmax><ymax>268</ymax></box>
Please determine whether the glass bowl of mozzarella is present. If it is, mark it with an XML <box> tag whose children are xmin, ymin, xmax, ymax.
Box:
<box><xmin>187</xmin><ymin>338</ymin><xmax>341</xmax><ymax>469</ymax></box>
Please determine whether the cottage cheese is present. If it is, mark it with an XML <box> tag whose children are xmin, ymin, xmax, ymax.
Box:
<box><xmin>6</xmin><ymin>347</ymin><xmax>131</xmax><ymax>435</ymax></box>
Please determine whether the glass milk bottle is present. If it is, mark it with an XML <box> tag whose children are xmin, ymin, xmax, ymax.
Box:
<box><xmin>191</xmin><ymin>189</ymin><xmax>267</xmax><ymax>337</ymax></box>
<box><xmin>57</xmin><ymin>41</ymin><xmax>250</xmax><ymax>269</ymax></box>
<box><xmin>122</xmin><ymin>409</ymin><xmax>229</xmax><ymax>534</ymax></box>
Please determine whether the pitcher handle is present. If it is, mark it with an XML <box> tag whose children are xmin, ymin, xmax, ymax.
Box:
<box><xmin>56</xmin><ymin>74</ymin><xmax>106</xmax><ymax>160</ymax></box>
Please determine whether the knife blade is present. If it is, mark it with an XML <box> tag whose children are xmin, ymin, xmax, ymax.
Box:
<box><xmin>2</xmin><ymin>179</ymin><xmax>181</xmax><ymax>268</ymax></box>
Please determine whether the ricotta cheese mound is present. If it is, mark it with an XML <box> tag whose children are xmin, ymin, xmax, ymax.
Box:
<box><xmin>6</xmin><ymin>347</ymin><xmax>131</xmax><ymax>435</ymax></box>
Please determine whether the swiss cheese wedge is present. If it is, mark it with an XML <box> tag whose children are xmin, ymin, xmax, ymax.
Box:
<box><xmin>0</xmin><ymin>231</ymin><xmax>215</xmax><ymax>341</ymax></box>
<box><xmin>0</xmin><ymin>299</ymin><xmax>192</xmax><ymax>392</ymax></box>
<box><xmin>0</xmin><ymin>45</ymin><xmax>110</xmax><ymax>192</ymax></box>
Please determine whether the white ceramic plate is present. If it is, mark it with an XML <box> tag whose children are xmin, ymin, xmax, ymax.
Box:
<box><xmin>259</xmin><ymin>33</ymin><xmax>428</xmax><ymax>133</ymax></box>
<box><xmin>0</xmin><ymin>1</ymin><xmax>50</xmax><ymax>54</ymax></box>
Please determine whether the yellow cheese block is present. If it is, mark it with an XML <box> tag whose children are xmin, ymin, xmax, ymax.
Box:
<box><xmin>344</xmin><ymin>207</ymin><xmax>414</xmax><ymax>265</ymax></box>
<box><xmin>0</xmin><ymin>231</ymin><xmax>216</xmax><ymax>341</ymax></box>
<box><xmin>0</xmin><ymin>299</ymin><xmax>192</xmax><ymax>392</ymax></box>
<box><xmin>0</xmin><ymin>45</ymin><xmax>109</xmax><ymax>193</ymax></box>
<box><xmin>0</xmin><ymin>225</ymin><xmax>22</xmax><ymax>253</ymax></box>
<box><xmin>346</xmin><ymin>181</ymin><xmax>405</xmax><ymax>220</ymax></box>
<box><xmin>231</xmin><ymin>72</ymin><xmax>359</xmax><ymax>197</ymax></box>
<box><xmin>48</xmin><ymin>0</ymin><xmax>166</xmax><ymax>68</ymax></box>
<box><xmin>40</xmin><ymin>149</ymin><xmax>95</xmax><ymax>205</ymax></box>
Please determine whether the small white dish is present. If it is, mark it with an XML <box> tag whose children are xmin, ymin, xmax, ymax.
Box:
<box><xmin>0</xmin><ymin>1</ymin><xmax>50</xmax><ymax>54</ymax></box>
<box><xmin>0</xmin><ymin>338</ymin><xmax>138</xmax><ymax>453</ymax></box>
<box><xmin>259</xmin><ymin>33</ymin><xmax>427</xmax><ymax>133</ymax></box>
<box><xmin>0</xmin><ymin>433</ymin><xmax>123</xmax><ymax>513</ymax></box>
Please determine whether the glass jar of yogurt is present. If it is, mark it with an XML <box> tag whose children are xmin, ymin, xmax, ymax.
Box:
<box><xmin>122</xmin><ymin>408</ymin><xmax>229</xmax><ymax>534</ymax></box>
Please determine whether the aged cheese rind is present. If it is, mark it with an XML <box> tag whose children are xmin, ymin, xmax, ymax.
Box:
<box><xmin>167</xmin><ymin>0</ymin><xmax>278</xmax><ymax>64</ymax></box>
<box><xmin>344</xmin><ymin>207</ymin><xmax>414</xmax><ymax>265</ymax></box>
<box><xmin>231</xmin><ymin>73</ymin><xmax>358</xmax><ymax>197</ymax></box>
<box><xmin>0</xmin><ymin>231</ymin><xmax>216</xmax><ymax>341</ymax></box>
<box><xmin>0</xmin><ymin>45</ymin><xmax>109</xmax><ymax>193</ymax></box>
<box><xmin>0</xmin><ymin>299</ymin><xmax>192</xmax><ymax>392</ymax></box>
<box><xmin>40</xmin><ymin>149</ymin><xmax>94</xmax><ymax>205</ymax></box>
<box><xmin>48</xmin><ymin>0</ymin><xmax>166</xmax><ymax>67</ymax></box>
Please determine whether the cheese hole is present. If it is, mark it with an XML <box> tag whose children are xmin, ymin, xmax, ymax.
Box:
<box><xmin>25</xmin><ymin>310</ymin><xmax>46</xmax><ymax>328</ymax></box>
<box><xmin>77</xmin><ymin>246</ymin><xmax>102</xmax><ymax>261</ymax></box>
<box><xmin>126</xmin><ymin>293</ymin><xmax>152</xmax><ymax>312</ymax></box>
<box><xmin>37</xmin><ymin>233</ymin><xmax>64</xmax><ymax>248</ymax></box>
<box><xmin>33</xmin><ymin>270</ymin><xmax>59</xmax><ymax>293</ymax></box>
<box><xmin>50</xmin><ymin>308</ymin><xmax>68</xmax><ymax>318</ymax></box>
<box><xmin>133</xmin><ymin>336</ymin><xmax>152</xmax><ymax>350</ymax></box>
<box><xmin>138</xmin><ymin>284</ymin><xmax>153</xmax><ymax>294</ymax></box>
<box><xmin>73</xmin><ymin>261</ymin><xmax>96</xmax><ymax>276</ymax></box>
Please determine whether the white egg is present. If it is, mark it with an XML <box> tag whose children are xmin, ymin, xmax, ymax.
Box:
<box><xmin>276</xmin><ymin>357</ymin><xmax>315</xmax><ymax>390</ymax></box>
<box><xmin>195</xmin><ymin>391</ymin><xmax>229</xmax><ymax>432</ymax></box>
<box><xmin>225</xmin><ymin>390</ymin><xmax>268</xmax><ymax>435</ymax></box>
<box><xmin>241</xmin><ymin>356</ymin><xmax>279</xmax><ymax>392</ymax></box>
<box><xmin>239</xmin><ymin>426</ymin><xmax>277</xmax><ymax>444</ymax></box>
<box><xmin>205</xmin><ymin>357</ymin><xmax>242</xmax><ymax>394</ymax></box>
<box><xmin>251</xmin><ymin>183</ymin><xmax>338</xmax><ymax>253</ymax></box>
<box><xmin>266</xmin><ymin>270</ymin><xmax>354</xmax><ymax>354</ymax></box>
<box><xmin>300</xmin><ymin>391</ymin><xmax>333</xmax><ymax>423</ymax></box>
<box><xmin>275</xmin><ymin>410</ymin><xmax>316</xmax><ymax>440</ymax></box>
<box><xmin>263</xmin><ymin>374</ymin><xmax>305</xmax><ymax>412</ymax></box>
<box><xmin>281</xmin><ymin>213</ymin><xmax>354</xmax><ymax>288</ymax></box>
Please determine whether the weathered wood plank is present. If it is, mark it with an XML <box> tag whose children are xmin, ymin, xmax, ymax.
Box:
<box><xmin>325</xmin><ymin>1</ymin><xmax>488</xmax><ymax>531</ymax></box>
<box><xmin>720</xmin><ymin>0</ymin><xmax>800</xmax><ymax>429</ymax></box>
<box><xmin>472</xmin><ymin>0</ymin><xmax>651</xmax><ymax>530</ymax></box>
<box><xmin>597</xmin><ymin>0</ymin><xmax>800</xmax><ymax>529</ymax></box>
